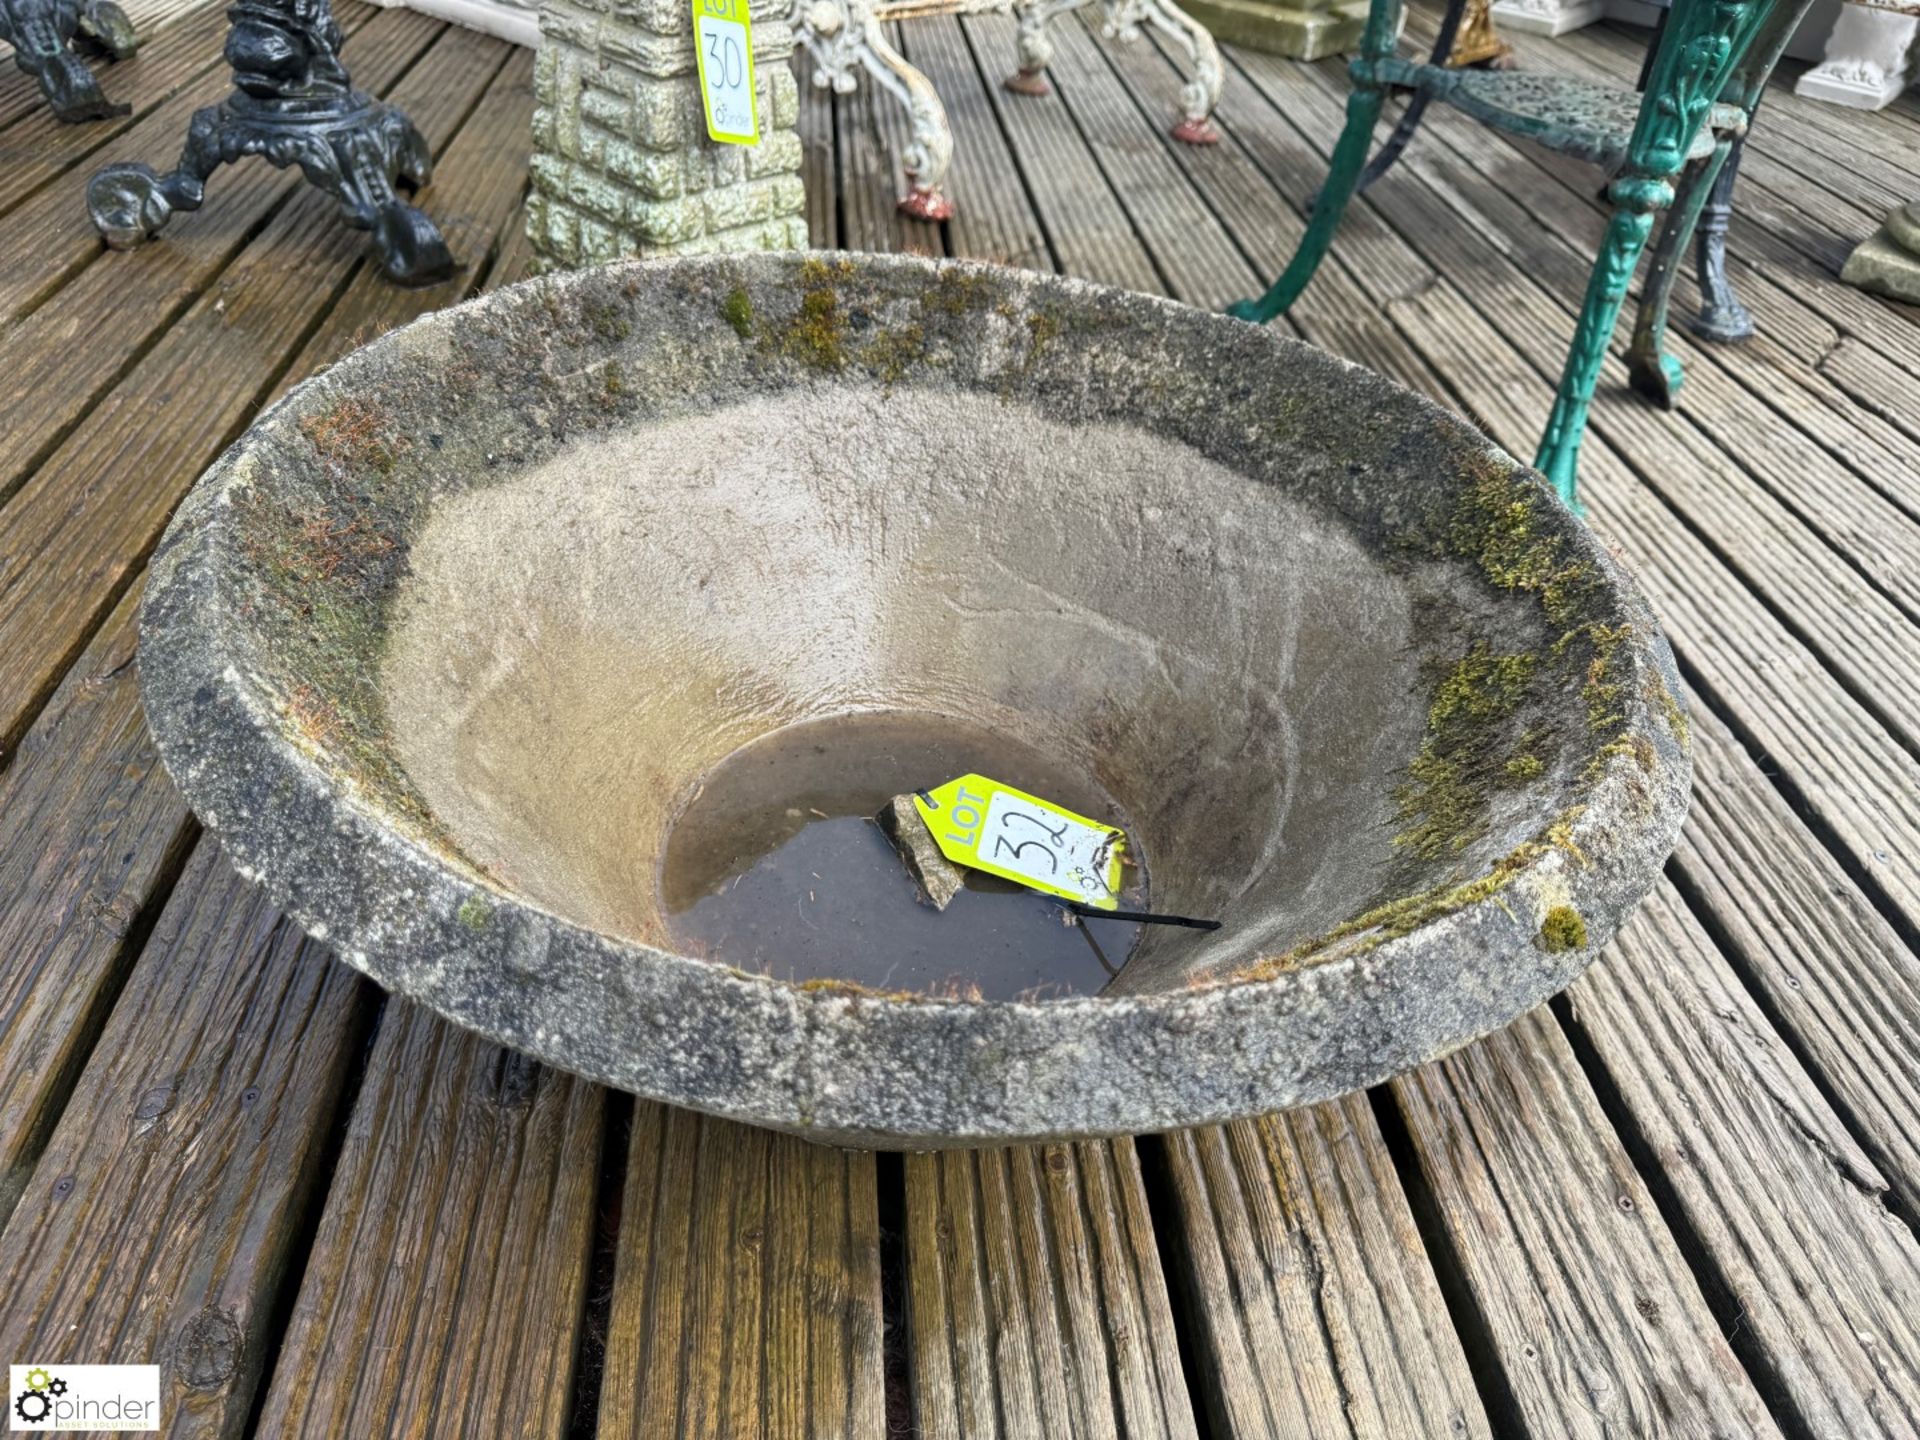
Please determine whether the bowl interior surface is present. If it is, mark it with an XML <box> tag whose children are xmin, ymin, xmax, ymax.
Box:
<box><xmin>379</xmin><ymin>381</ymin><xmax>1550</xmax><ymax>995</ymax></box>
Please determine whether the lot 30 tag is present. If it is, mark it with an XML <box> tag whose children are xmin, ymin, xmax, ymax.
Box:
<box><xmin>693</xmin><ymin>0</ymin><xmax>758</xmax><ymax>145</ymax></box>
<box><xmin>913</xmin><ymin>774</ymin><xmax>1127</xmax><ymax>910</ymax></box>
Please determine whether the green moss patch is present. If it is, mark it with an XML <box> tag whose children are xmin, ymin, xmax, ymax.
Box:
<box><xmin>1234</xmin><ymin>809</ymin><xmax>1589</xmax><ymax>981</ymax></box>
<box><xmin>1538</xmin><ymin>904</ymin><xmax>1587</xmax><ymax>952</ymax></box>
<box><xmin>720</xmin><ymin>285</ymin><xmax>755</xmax><ymax>339</ymax></box>
<box><xmin>1394</xmin><ymin>644</ymin><xmax>1541</xmax><ymax>860</ymax></box>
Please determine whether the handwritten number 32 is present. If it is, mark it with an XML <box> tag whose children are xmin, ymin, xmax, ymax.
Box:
<box><xmin>992</xmin><ymin>809</ymin><xmax>1068</xmax><ymax>874</ymax></box>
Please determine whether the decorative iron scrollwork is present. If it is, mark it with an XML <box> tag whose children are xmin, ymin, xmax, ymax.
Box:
<box><xmin>86</xmin><ymin>0</ymin><xmax>453</xmax><ymax>286</ymax></box>
<box><xmin>0</xmin><ymin>0</ymin><xmax>138</xmax><ymax>122</ymax></box>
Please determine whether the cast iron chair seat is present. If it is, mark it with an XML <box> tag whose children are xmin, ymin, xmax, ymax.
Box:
<box><xmin>1230</xmin><ymin>0</ymin><xmax>1816</xmax><ymax>509</ymax></box>
<box><xmin>1367</xmin><ymin>58</ymin><xmax>1743</xmax><ymax>168</ymax></box>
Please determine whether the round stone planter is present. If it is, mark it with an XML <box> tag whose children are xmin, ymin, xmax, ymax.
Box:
<box><xmin>139</xmin><ymin>252</ymin><xmax>1691</xmax><ymax>1148</ymax></box>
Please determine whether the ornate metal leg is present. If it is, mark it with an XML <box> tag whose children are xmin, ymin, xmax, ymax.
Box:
<box><xmin>85</xmin><ymin>0</ymin><xmax>452</xmax><ymax>286</ymax></box>
<box><xmin>1331</xmin><ymin>0</ymin><xmax>1465</xmax><ymax>208</ymax></box>
<box><xmin>1006</xmin><ymin>0</ymin><xmax>1090</xmax><ymax>96</ymax></box>
<box><xmin>1227</xmin><ymin>81</ymin><xmax>1386</xmax><ymax>323</ymax></box>
<box><xmin>0</xmin><ymin>0</ymin><xmax>138</xmax><ymax>121</ymax></box>
<box><xmin>853</xmin><ymin>3</ymin><xmax>955</xmax><ymax>218</ymax></box>
<box><xmin>1536</xmin><ymin>180</ymin><xmax>1665</xmax><ymax>507</ymax></box>
<box><xmin>1105</xmin><ymin>0</ymin><xmax>1225</xmax><ymax>143</ymax></box>
<box><xmin>1627</xmin><ymin>140</ymin><xmax>1731</xmax><ymax>408</ymax></box>
<box><xmin>1636</xmin><ymin>0</ymin><xmax>1753</xmax><ymax>346</ymax></box>
<box><xmin>1689</xmin><ymin>133</ymin><xmax>1753</xmax><ymax>341</ymax></box>
<box><xmin>1228</xmin><ymin>0</ymin><xmax>1399</xmax><ymax>322</ymax></box>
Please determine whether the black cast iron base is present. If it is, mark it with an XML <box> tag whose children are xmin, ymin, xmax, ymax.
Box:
<box><xmin>0</xmin><ymin>0</ymin><xmax>138</xmax><ymax>122</ymax></box>
<box><xmin>87</xmin><ymin>90</ymin><xmax>454</xmax><ymax>286</ymax></box>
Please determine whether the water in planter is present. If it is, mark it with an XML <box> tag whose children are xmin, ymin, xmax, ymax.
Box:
<box><xmin>660</xmin><ymin>711</ymin><xmax>1149</xmax><ymax>1000</ymax></box>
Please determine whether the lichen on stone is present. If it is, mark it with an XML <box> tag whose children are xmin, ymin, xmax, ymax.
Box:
<box><xmin>767</xmin><ymin>256</ymin><xmax>855</xmax><ymax>370</ymax></box>
<box><xmin>923</xmin><ymin>267</ymin><xmax>991</xmax><ymax>317</ymax></box>
<box><xmin>860</xmin><ymin>322</ymin><xmax>927</xmax><ymax>387</ymax></box>
<box><xmin>301</xmin><ymin>398</ymin><xmax>404</xmax><ymax>477</ymax></box>
<box><xmin>1647</xmin><ymin>671</ymin><xmax>1691</xmax><ymax>747</ymax></box>
<box><xmin>1444</xmin><ymin>459</ymin><xmax>1604</xmax><ymax>628</ymax></box>
<box><xmin>457</xmin><ymin>894</ymin><xmax>493</xmax><ymax>931</ymax></box>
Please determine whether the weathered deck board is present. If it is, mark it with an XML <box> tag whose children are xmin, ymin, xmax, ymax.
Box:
<box><xmin>912</xmin><ymin>15</ymin><xmax>1050</xmax><ymax>270</ymax></box>
<box><xmin>0</xmin><ymin>2</ymin><xmax>414</xmax><ymax>325</ymax></box>
<box><xmin>254</xmin><ymin>1004</ymin><xmax>604</xmax><ymax>1438</ymax></box>
<box><xmin>0</xmin><ymin>23</ymin><xmax>571</xmax><ymax>1436</ymax></box>
<box><xmin>0</xmin><ymin>32</ymin><xmax>521</xmax><ymax>763</ymax></box>
<box><xmin>1358</xmin><ymin>54</ymin><xmax>1920</xmax><ymax>614</ymax></box>
<box><xmin>0</xmin><ymin>0</ymin><xmax>227</xmax><ymax>128</ymax></box>
<box><xmin>1156</xmin><ymin>1101</ymin><xmax>1492</xmax><ymax>1439</ymax></box>
<box><xmin>595</xmin><ymin>1107</ymin><xmax>886</xmax><ymax>1439</ymax></box>
<box><xmin>1481</xmin><ymin>22</ymin><xmax>1920</xmax><ymax>527</ymax></box>
<box><xmin>960</xmin><ymin>12</ymin><xmax>1161</xmax><ymax>290</ymax></box>
<box><xmin>1037</xmin><ymin>17</ymin><xmax>1258</xmax><ymax>308</ymax></box>
<box><xmin>0</xmin><ymin>591</ymin><xmax>192</xmax><ymax>1229</ymax></box>
<box><xmin>1673</xmin><ymin>707</ymin><xmax>1920</xmax><ymax>1216</ymax></box>
<box><xmin>797</xmin><ymin>63</ymin><xmax>841</xmax><ymax>251</ymax></box>
<box><xmin>1207</xmin><ymin>39</ymin><xmax>1920</xmax><ymax>939</ymax></box>
<box><xmin>835</xmin><ymin>28</ymin><xmax>932</xmax><ymax>259</ymax></box>
<box><xmin>0</xmin><ymin>47</ymin><xmax>529</xmax><ymax>1231</ymax></box>
<box><xmin>905</xmin><ymin>1140</ymin><xmax>1195</xmax><ymax>1440</ymax></box>
<box><xmin>0</xmin><ymin>1</ymin><xmax>233</xmax><ymax>205</ymax></box>
<box><xmin>1566</xmin><ymin>883</ymin><xmax>1920</xmax><ymax>1438</ymax></box>
<box><xmin>0</xmin><ymin>844</ymin><xmax>369</xmax><ymax>1438</ymax></box>
<box><xmin>1389</xmin><ymin>1012</ymin><xmax>1783</xmax><ymax>1439</ymax></box>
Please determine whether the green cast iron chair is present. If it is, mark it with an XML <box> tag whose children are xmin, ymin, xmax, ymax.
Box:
<box><xmin>1226</xmin><ymin>0</ymin><xmax>1816</xmax><ymax>509</ymax></box>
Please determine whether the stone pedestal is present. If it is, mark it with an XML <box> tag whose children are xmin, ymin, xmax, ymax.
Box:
<box><xmin>1843</xmin><ymin>199</ymin><xmax>1920</xmax><ymax>301</ymax></box>
<box><xmin>528</xmin><ymin>0</ymin><xmax>808</xmax><ymax>272</ymax></box>
<box><xmin>1796</xmin><ymin>2</ymin><xmax>1916</xmax><ymax>108</ymax></box>
<box><xmin>1490</xmin><ymin>0</ymin><xmax>1603</xmax><ymax>36</ymax></box>
<box><xmin>1177</xmin><ymin>0</ymin><xmax>1369</xmax><ymax>59</ymax></box>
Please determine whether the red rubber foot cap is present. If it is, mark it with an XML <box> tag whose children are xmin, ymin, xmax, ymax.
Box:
<box><xmin>1003</xmin><ymin>70</ymin><xmax>1051</xmax><ymax>96</ymax></box>
<box><xmin>899</xmin><ymin>188</ymin><xmax>955</xmax><ymax>222</ymax></box>
<box><xmin>1171</xmin><ymin>117</ymin><xmax>1221</xmax><ymax>145</ymax></box>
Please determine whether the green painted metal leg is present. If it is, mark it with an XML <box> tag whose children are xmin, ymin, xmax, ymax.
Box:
<box><xmin>1226</xmin><ymin>86</ymin><xmax>1387</xmax><ymax>325</ymax></box>
<box><xmin>1535</xmin><ymin>182</ymin><xmax>1668</xmax><ymax>510</ymax></box>
<box><xmin>1626</xmin><ymin>140</ymin><xmax>1732</xmax><ymax>411</ymax></box>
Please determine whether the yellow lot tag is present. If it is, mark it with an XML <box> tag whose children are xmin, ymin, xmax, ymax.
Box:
<box><xmin>693</xmin><ymin>0</ymin><xmax>758</xmax><ymax>145</ymax></box>
<box><xmin>914</xmin><ymin>774</ymin><xmax>1127</xmax><ymax>910</ymax></box>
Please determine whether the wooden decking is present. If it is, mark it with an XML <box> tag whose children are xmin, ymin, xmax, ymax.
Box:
<box><xmin>1</xmin><ymin>0</ymin><xmax>1918</xmax><ymax>1434</ymax></box>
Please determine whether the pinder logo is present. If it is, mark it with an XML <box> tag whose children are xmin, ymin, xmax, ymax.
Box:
<box><xmin>9</xmin><ymin>1366</ymin><xmax>159</xmax><ymax>1431</ymax></box>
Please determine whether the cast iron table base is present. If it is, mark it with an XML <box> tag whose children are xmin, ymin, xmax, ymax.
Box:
<box><xmin>85</xmin><ymin>0</ymin><xmax>453</xmax><ymax>286</ymax></box>
<box><xmin>0</xmin><ymin>0</ymin><xmax>138</xmax><ymax>122</ymax></box>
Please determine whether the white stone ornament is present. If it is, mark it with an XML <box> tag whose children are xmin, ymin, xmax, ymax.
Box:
<box><xmin>1796</xmin><ymin>0</ymin><xmax>1917</xmax><ymax>110</ymax></box>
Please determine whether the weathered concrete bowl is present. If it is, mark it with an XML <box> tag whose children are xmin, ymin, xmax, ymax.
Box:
<box><xmin>140</xmin><ymin>252</ymin><xmax>1690</xmax><ymax>1148</ymax></box>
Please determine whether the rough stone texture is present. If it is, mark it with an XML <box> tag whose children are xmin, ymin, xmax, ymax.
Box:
<box><xmin>877</xmin><ymin>796</ymin><xmax>966</xmax><ymax>911</ymax></box>
<box><xmin>527</xmin><ymin>0</ymin><xmax>808</xmax><ymax>271</ymax></box>
<box><xmin>137</xmin><ymin>253</ymin><xmax>1691</xmax><ymax>1148</ymax></box>
<box><xmin>1841</xmin><ymin>199</ymin><xmax>1920</xmax><ymax>303</ymax></box>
